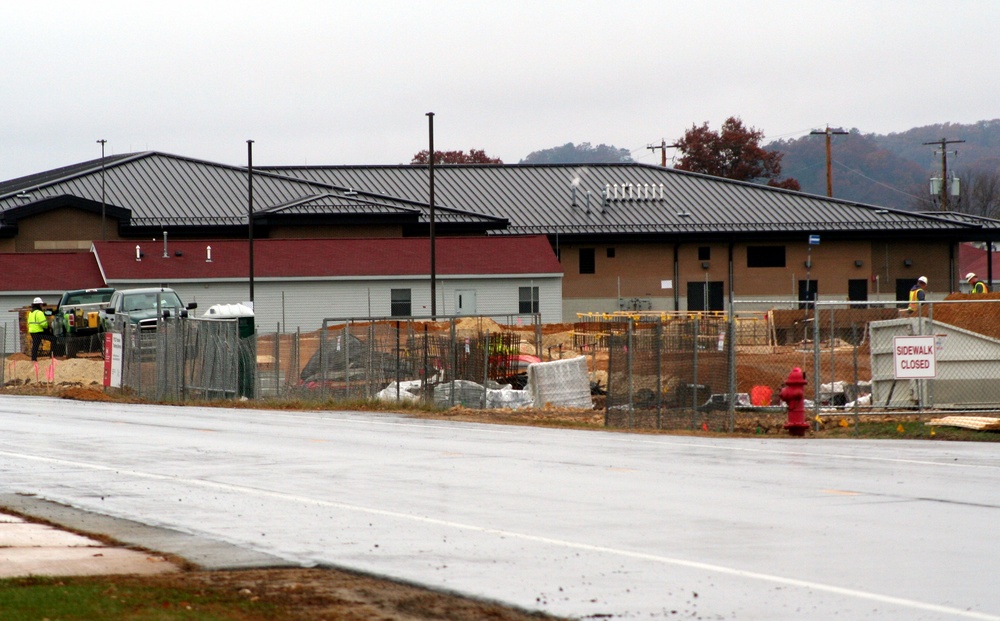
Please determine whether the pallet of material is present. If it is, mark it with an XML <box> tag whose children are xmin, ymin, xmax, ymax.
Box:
<box><xmin>925</xmin><ymin>416</ymin><xmax>1000</xmax><ymax>431</ymax></box>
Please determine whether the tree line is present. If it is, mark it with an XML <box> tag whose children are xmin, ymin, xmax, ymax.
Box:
<box><xmin>409</xmin><ymin>118</ymin><xmax>1000</xmax><ymax>218</ymax></box>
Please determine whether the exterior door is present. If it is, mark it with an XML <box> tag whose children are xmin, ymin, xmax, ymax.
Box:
<box><xmin>798</xmin><ymin>279</ymin><xmax>818</xmax><ymax>309</ymax></box>
<box><xmin>848</xmin><ymin>278</ymin><xmax>868</xmax><ymax>308</ymax></box>
<box><xmin>455</xmin><ymin>289</ymin><xmax>477</xmax><ymax>315</ymax></box>
<box><xmin>687</xmin><ymin>281</ymin><xmax>724</xmax><ymax>311</ymax></box>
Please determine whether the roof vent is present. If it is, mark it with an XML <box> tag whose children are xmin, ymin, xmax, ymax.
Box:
<box><xmin>135</xmin><ymin>245</ymin><xmax>142</xmax><ymax>262</ymax></box>
<box><xmin>206</xmin><ymin>245</ymin><xmax>212</xmax><ymax>263</ymax></box>
<box><xmin>15</xmin><ymin>191</ymin><xmax>31</xmax><ymax>200</ymax></box>
<box><xmin>676</xmin><ymin>211</ymin><xmax>691</xmax><ymax>217</ymax></box>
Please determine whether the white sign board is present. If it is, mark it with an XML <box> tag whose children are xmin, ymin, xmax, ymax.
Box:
<box><xmin>103</xmin><ymin>332</ymin><xmax>123</xmax><ymax>388</ymax></box>
<box><xmin>893</xmin><ymin>335</ymin><xmax>936</xmax><ymax>379</ymax></box>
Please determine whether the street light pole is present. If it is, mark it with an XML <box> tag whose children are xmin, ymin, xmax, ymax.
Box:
<box><xmin>97</xmin><ymin>139</ymin><xmax>107</xmax><ymax>240</ymax></box>
<box><xmin>426</xmin><ymin>112</ymin><xmax>436</xmax><ymax>318</ymax></box>
<box><xmin>247</xmin><ymin>139</ymin><xmax>255</xmax><ymax>305</ymax></box>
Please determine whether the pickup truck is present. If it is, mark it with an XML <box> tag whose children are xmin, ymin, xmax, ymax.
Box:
<box><xmin>102</xmin><ymin>287</ymin><xmax>198</xmax><ymax>353</ymax></box>
<box><xmin>50</xmin><ymin>287</ymin><xmax>116</xmax><ymax>356</ymax></box>
<box><xmin>103</xmin><ymin>288</ymin><xmax>197</xmax><ymax>328</ymax></box>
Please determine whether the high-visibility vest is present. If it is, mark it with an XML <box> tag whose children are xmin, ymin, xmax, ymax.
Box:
<box><xmin>907</xmin><ymin>287</ymin><xmax>924</xmax><ymax>313</ymax></box>
<box><xmin>27</xmin><ymin>309</ymin><xmax>48</xmax><ymax>334</ymax></box>
<box><xmin>972</xmin><ymin>281</ymin><xmax>988</xmax><ymax>294</ymax></box>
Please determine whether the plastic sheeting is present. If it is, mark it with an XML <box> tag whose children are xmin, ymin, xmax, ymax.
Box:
<box><xmin>527</xmin><ymin>356</ymin><xmax>592</xmax><ymax>409</ymax></box>
<box><xmin>376</xmin><ymin>379</ymin><xmax>535</xmax><ymax>410</ymax></box>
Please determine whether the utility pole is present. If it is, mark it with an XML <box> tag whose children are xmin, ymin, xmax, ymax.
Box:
<box><xmin>922</xmin><ymin>137</ymin><xmax>964</xmax><ymax>210</ymax></box>
<box><xmin>647</xmin><ymin>139</ymin><xmax>680</xmax><ymax>167</ymax></box>
<box><xmin>809</xmin><ymin>126</ymin><xmax>848</xmax><ymax>197</ymax></box>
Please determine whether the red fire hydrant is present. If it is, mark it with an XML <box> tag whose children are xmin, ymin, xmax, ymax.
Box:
<box><xmin>780</xmin><ymin>367</ymin><xmax>810</xmax><ymax>437</ymax></box>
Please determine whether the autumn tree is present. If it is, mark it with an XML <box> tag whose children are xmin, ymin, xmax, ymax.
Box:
<box><xmin>410</xmin><ymin>149</ymin><xmax>503</xmax><ymax>165</ymax></box>
<box><xmin>673</xmin><ymin>117</ymin><xmax>800</xmax><ymax>190</ymax></box>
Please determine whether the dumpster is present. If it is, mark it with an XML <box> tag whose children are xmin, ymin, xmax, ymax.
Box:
<box><xmin>202</xmin><ymin>303</ymin><xmax>256</xmax><ymax>399</ymax></box>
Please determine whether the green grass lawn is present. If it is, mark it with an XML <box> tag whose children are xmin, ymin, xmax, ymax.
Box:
<box><xmin>0</xmin><ymin>576</ymin><xmax>281</xmax><ymax>621</ymax></box>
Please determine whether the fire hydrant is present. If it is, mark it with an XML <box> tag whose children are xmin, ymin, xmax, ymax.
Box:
<box><xmin>780</xmin><ymin>367</ymin><xmax>810</xmax><ymax>437</ymax></box>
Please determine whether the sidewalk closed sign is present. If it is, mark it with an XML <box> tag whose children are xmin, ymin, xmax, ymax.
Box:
<box><xmin>893</xmin><ymin>335</ymin><xmax>936</xmax><ymax>379</ymax></box>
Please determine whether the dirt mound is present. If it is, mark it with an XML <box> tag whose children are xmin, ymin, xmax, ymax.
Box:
<box><xmin>936</xmin><ymin>293</ymin><xmax>1000</xmax><ymax>340</ymax></box>
<box><xmin>4</xmin><ymin>357</ymin><xmax>104</xmax><ymax>386</ymax></box>
<box><xmin>60</xmin><ymin>386</ymin><xmax>114</xmax><ymax>401</ymax></box>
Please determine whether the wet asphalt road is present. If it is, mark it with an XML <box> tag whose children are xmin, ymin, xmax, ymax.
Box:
<box><xmin>1</xmin><ymin>394</ymin><xmax>998</xmax><ymax>620</ymax></box>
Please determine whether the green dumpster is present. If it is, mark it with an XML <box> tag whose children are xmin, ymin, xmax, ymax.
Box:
<box><xmin>203</xmin><ymin>303</ymin><xmax>256</xmax><ymax>399</ymax></box>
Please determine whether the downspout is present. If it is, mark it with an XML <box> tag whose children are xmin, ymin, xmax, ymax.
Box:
<box><xmin>673</xmin><ymin>243</ymin><xmax>680</xmax><ymax>311</ymax></box>
<box><xmin>728</xmin><ymin>241</ymin><xmax>735</xmax><ymax>308</ymax></box>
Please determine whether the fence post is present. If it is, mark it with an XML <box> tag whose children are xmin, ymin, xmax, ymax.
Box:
<box><xmin>450</xmin><ymin>319</ymin><xmax>457</xmax><ymax>408</ymax></box>
<box><xmin>852</xmin><ymin>322</ymin><xmax>860</xmax><ymax>436</ymax></box>
<box><xmin>726</xmin><ymin>308</ymin><xmax>736</xmax><ymax>433</ymax></box>
<box><xmin>656</xmin><ymin>318</ymin><xmax>663</xmax><ymax>430</ymax></box>
<box><xmin>274</xmin><ymin>323</ymin><xmax>281</xmax><ymax>399</ymax></box>
<box><xmin>692</xmin><ymin>315</ymin><xmax>700</xmax><ymax>423</ymax></box>
<box><xmin>343</xmin><ymin>321</ymin><xmax>351</xmax><ymax>401</ymax></box>
<box><xmin>627</xmin><ymin>320</ymin><xmax>634</xmax><ymax>429</ymax></box>
<box><xmin>422</xmin><ymin>323</ymin><xmax>429</xmax><ymax>406</ymax></box>
<box><xmin>482</xmin><ymin>329</ymin><xmax>490</xmax><ymax>409</ymax></box>
<box><xmin>813</xmin><ymin>301</ymin><xmax>821</xmax><ymax>424</ymax></box>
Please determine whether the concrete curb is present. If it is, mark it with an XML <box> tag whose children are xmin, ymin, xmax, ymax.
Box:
<box><xmin>0</xmin><ymin>493</ymin><xmax>298</xmax><ymax>572</ymax></box>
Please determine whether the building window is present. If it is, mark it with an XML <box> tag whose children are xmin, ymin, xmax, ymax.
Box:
<box><xmin>579</xmin><ymin>248</ymin><xmax>595</xmax><ymax>274</ymax></box>
<box><xmin>519</xmin><ymin>286</ymin><xmax>539</xmax><ymax>314</ymax></box>
<box><xmin>607</xmin><ymin>247</ymin><xmax>616</xmax><ymax>258</ymax></box>
<box><xmin>747</xmin><ymin>246</ymin><xmax>786</xmax><ymax>268</ymax></box>
<box><xmin>390</xmin><ymin>288</ymin><xmax>411</xmax><ymax>317</ymax></box>
<box><xmin>698</xmin><ymin>246</ymin><xmax>711</xmax><ymax>261</ymax></box>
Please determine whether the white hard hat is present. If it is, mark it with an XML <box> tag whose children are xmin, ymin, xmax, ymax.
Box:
<box><xmin>917</xmin><ymin>276</ymin><xmax>928</xmax><ymax>284</ymax></box>
<box><xmin>965</xmin><ymin>272</ymin><xmax>977</xmax><ymax>282</ymax></box>
<box><xmin>32</xmin><ymin>297</ymin><xmax>43</xmax><ymax>304</ymax></box>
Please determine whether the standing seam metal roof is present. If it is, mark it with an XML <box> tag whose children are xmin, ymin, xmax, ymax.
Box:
<box><xmin>262</xmin><ymin>163</ymin><xmax>986</xmax><ymax>237</ymax></box>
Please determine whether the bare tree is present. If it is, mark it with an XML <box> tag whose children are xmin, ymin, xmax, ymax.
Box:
<box><xmin>957</xmin><ymin>167</ymin><xmax>1000</xmax><ymax>218</ymax></box>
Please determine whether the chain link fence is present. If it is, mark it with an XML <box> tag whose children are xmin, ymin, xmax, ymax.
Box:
<box><xmin>589</xmin><ymin>299</ymin><xmax>1000</xmax><ymax>431</ymax></box>
<box><xmin>107</xmin><ymin>314</ymin><xmax>549</xmax><ymax>407</ymax></box>
<box><xmin>54</xmin><ymin>299</ymin><xmax>1000</xmax><ymax>428</ymax></box>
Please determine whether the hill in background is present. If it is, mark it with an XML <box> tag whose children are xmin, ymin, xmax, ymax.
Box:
<box><xmin>769</xmin><ymin>120</ymin><xmax>1000</xmax><ymax>211</ymax></box>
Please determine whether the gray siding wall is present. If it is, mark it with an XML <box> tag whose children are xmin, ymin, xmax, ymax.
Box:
<box><xmin>107</xmin><ymin>275</ymin><xmax>563</xmax><ymax>334</ymax></box>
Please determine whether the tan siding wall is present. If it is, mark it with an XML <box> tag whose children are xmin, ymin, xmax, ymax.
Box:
<box><xmin>559</xmin><ymin>239</ymin><xmax>955</xmax><ymax>318</ymax></box>
<box><xmin>16</xmin><ymin>208</ymin><xmax>117</xmax><ymax>252</ymax></box>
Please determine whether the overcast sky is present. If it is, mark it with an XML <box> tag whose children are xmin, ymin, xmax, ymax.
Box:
<box><xmin>2</xmin><ymin>1</ymin><xmax>996</xmax><ymax>180</ymax></box>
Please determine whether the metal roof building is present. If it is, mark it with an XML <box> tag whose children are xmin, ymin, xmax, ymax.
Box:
<box><xmin>3</xmin><ymin>151</ymin><xmax>1000</xmax><ymax>319</ymax></box>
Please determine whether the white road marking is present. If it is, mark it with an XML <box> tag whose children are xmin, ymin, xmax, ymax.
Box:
<box><xmin>2</xmin><ymin>449</ymin><xmax>996</xmax><ymax>620</ymax></box>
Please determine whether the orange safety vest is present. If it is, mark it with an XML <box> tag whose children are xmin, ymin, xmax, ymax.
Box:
<box><xmin>971</xmin><ymin>281</ymin><xmax>988</xmax><ymax>294</ymax></box>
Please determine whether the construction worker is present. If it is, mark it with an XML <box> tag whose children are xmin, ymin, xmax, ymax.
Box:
<box><xmin>27</xmin><ymin>297</ymin><xmax>52</xmax><ymax>361</ymax></box>
<box><xmin>966</xmin><ymin>272</ymin><xmax>989</xmax><ymax>294</ymax></box>
<box><xmin>907</xmin><ymin>276</ymin><xmax>928</xmax><ymax>314</ymax></box>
